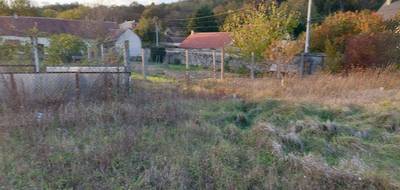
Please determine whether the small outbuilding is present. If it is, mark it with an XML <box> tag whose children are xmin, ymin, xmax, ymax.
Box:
<box><xmin>179</xmin><ymin>32</ymin><xmax>232</xmax><ymax>79</ymax></box>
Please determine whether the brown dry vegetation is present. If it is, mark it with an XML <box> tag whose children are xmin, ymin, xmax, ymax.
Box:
<box><xmin>193</xmin><ymin>69</ymin><xmax>400</xmax><ymax>107</ymax></box>
<box><xmin>1</xmin><ymin>71</ymin><xmax>400</xmax><ymax>189</ymax></box>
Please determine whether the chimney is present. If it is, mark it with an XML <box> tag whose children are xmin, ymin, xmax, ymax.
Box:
<box><xmin>386</xmin><ymin>0</ymin><xmax>392</xmax><ymax>5</ymax></box>
<box><xmin>191</xmin><ymin>30</ymin><xmax>195</xmax><ymax>35</ymax></box>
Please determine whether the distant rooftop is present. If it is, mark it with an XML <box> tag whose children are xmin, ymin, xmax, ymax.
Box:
<box><xmin>0</xmin><ymin>16</ymin><xmax>118</xmax><ymax>39</ymax></box>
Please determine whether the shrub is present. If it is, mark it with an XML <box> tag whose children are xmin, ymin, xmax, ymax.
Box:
<box><xmin>324</xmin><ymin>40</ymin><xmax>343</xmax><ymax>73</ymax></box>
<box><xmin>312</xmin><ymin>11</ymin><xmax>385</xmax><ymax>53</ymax></box>
<box><xmin>345</xmin><ymin>32</ymin><xmax>400</xmax><ymax>70</ymax></box>
<box><xmin>0</xmin><ymin>42</ymin><xmax>31</xmax><ymax>64</ymax></box>
<box><xmin>46</xmin><ymin>34</ymin><xmax>86</xmax><ymax>65</ymax></box>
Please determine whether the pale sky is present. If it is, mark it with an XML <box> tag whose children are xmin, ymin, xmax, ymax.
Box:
<box><xmin>35</xmin><ymin>0</ymin><xmax>179</xmax><ymax>6</ymax></box>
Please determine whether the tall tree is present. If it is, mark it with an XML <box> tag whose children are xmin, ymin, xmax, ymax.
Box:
<box><xmin>223</xmin><ymin>2</ymin><xmax>299</xmax><ymax>59</ymax></box>
<box><xmin>10</xmin><ymin>0</ymin><xmax>36</xmax><ymax>16</ymax></box>
<box><xmin>188</xmin><ymin>5</ymin><xmax>219</xmax><ymax>32</ymax></box>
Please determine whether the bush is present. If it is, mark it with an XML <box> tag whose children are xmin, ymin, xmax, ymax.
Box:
<box><xmin>150</xmin><ymin>47</ymin><xmax>166</xmax><ymax>63</ymax></box>
<box><xmin>0</xmin><ymin>42</ymin><xmax>31</xmax><ymax>64</ymax></box>
<box><xmin>345</xmin><ymin>33</ymin><xmax>400</xmax><ymax>70</ymax></box>
<box><xmin>46</xmin><ymin>34</ymin><xmax>86</xmax><ymax>65</ymax></box>
<box><xmin>324</xmin><ymin>40</ymin><xmax>343</xmax><ymax>73</ymax></box>
<box><xmin>312</xmin><ymin>11</ymin><xmax>385</xmax><ymax>53</ymax></box>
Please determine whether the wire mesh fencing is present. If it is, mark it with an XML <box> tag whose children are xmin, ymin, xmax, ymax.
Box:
<box><xmin>0</xmin><ymin>72</ymin><xmax>131</xmax><ymax>108</ymax></box>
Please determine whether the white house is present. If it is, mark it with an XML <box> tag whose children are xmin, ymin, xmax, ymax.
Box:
<box><xmin>377</xmin><ymin>0</ymin><xmax>400</xmax><ymax>20</ymax></box>
<box><xmin>106</xmin><ymin>29</ymin><xmax>142</xmax><ymax>57</ymax></box>
<box><xmin>0</xmin><ymin>16</ymin><xmax>142</xmax><ymax>58</ymax></box>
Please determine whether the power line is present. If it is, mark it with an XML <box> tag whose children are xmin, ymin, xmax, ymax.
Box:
<box><xmin>165</xmin><ymin>7</ymin><xmax>249</xmax><ymax>22</ymax></box>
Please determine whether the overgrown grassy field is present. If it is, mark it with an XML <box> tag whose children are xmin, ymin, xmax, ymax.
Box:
<box><xmin>1</xmin><ymin>70</ymin><xmax>400</xmax><ymax>189</ymax></box>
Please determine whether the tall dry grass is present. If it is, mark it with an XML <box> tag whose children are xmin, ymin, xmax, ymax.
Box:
<box><xmin>195</xmin><ymin>70</ymin><xmax>400</xmax><ymax>107</ymax></box>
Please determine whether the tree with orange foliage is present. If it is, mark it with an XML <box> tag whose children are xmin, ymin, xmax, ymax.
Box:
<box><xmin>311</xmin><ymin>11</ymin><xmax>386</xmax><ymax>72</ymax></box>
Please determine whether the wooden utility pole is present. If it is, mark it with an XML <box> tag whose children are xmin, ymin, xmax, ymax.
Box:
<box><xmin>301</xmin><ymin>0</ymin><xmax>313</xmax><ymax>77</ymax></box>
<box><xmin>141</xmin><ymin>48</ymin><xmax>147</xmax><ymax>80</ymax></box>
<box><xmin>212</xmin><ymin>50</ymin><xmax>216</xmax><ymax>79</ymax></box>
<box><xmin>220</xmin><ymin>48</ymin><xmax>225</xmax><ymax>80</ymax></box>
<box><xmin>305</xmin><ymin>0</ymin><xmax>312</xmax><ymax>54</ymax></box>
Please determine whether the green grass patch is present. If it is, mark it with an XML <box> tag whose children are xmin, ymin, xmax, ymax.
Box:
<box><xmin>131</xmin><ymin>72</ymin><xmax>175</xmax><ymax>83</ymax></box>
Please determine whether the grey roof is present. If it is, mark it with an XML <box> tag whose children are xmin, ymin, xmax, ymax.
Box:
<box><xmin>378</xmin><ymin>0</ymin><xmax>400</xmax><ymax>20</ymax></box>
<box><xmin>0</xmin><ymin>16</ymin><xmax>118</xmax><ymax>39</ymax></box>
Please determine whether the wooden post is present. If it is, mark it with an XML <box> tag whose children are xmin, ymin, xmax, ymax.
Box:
<box><xmin>123</xmin><ymin>41</ymin><xmax>130</xmax><ymax>70</ymax></box>
<box><xmin>31</xmin><ymin>37</ymin><xmax>40</xmax><ymax>73</ymax></box>
<box><xmin>276</xmin><ymin>63</ymin><xmax>281</xmax><ymax>79</ymax></box>
<box><xmin>251</xmin><ymin>52</ymin><xmax>255</xmax><ymax>80</ymax></box>
<box><xmin>212</xmin><ymin>49</ymin><xmax>216</xmax><ymax>79</ymax></box>
<box><xmin>75</xmin><ymin>72</ymin><xmax>80</xmax><ymax>102</ymax></box>
<box><xmin>220</xmin><ymin>48</ymin><xmax>225</xmax><ymax>80</ymax></box>
<box><xmin>141</xmin><ymin>48</ymin><xmax>147</xmax><ymax>80</ymax></box>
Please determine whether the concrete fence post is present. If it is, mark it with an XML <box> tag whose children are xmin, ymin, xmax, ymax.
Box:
<box><xmin>185</xmin><ymin>49</ymin><xmax>189</xmax><ymax>81</ymax></box>
<box><xmin>141</xmin><ymin>48</ymin><xmax>147</xmax><ymax>80</ymax></box>
<box><xmin>212</xmin><ymin>50</ymin><xmax>216</xmax><ymax>79</ymax></box>
<box><xmin>220</xmin><ymin>48</ymin><xmax>225</xmax><ymax>80</ymax></box>
<box><xmin>100</xmin><ymin>44</ymin><xmax>105</xmax><ymax>64</ymax></box>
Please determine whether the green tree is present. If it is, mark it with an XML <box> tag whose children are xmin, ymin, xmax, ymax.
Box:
<box><xmin>41</xmin><ymin>8</ymin><xmax>58</xmax><ymax>17</ymax></box>
<box><xmin>223</xmin><ymin>2</ymin><xmax>299</xmax><ymax>59</ymax></box>
<box><xmin>135</xmin><ymin>16</ymin><xmax>155</xmax><ymax>45</ymax></box>
<box><xmin>188</xmin><ymin>5</ymin><xmax>219</xmax><ymax>32</ymax></box>
<box><xmin>0</xmin><ymin>0</ymin><xmax>10</xmax><ymax>16</ymax></box>
<box><xmin>46</xmin><ymin>34</ymin><xmax>86</xmax><ymax>65</ymax></box>
<box><xmin>56</xmin><ymin>6</ymin><xmax>89</xmax><ymax>20</ymax></box>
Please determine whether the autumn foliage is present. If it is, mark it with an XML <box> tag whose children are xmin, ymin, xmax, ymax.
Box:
<box><xmin>345</xmin><ymin>33</ymin><xmax>400</xmax><ymax>70</ymax></box>
<box><xmin>312</xmin><ymin>11</ymin><xmax>385</xmax><ymax>52</ymax></box>
<box><xmin>310</xmin><ymin>11</ymin><xmax>388</xmax><ymax>72</ymax></box>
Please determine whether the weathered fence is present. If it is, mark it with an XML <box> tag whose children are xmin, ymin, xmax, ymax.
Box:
<box><xmin>0</xmin><ymin>64</ymin><xmax>35</xmax><ymax>73</ymax></box>
<box><xmin>0</xmin><ymin>72</ymin><xmax>131</xmax><ymax>107</ymax></box>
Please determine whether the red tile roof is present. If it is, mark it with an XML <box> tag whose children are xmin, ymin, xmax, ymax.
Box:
<box><xmin>0</xmin><ymin>16</ymin><xmax>118</xmax><ymax>39</ymax></box>
<box><xmin>180</xmin><ymin>32</ymin><xmax>232</xmax><ymax>49</ymax></box>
